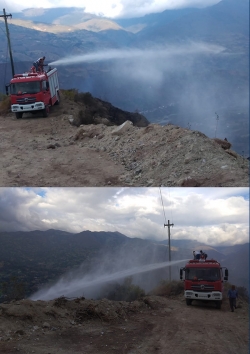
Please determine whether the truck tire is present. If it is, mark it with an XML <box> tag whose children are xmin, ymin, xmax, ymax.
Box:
<box><xmin>186</xmin><ymin>299</ymin><xmax>192</xmax><ymax>306</ymax></box>
<box><xmin>42</xmin><ymin>106</ymin><xmax>49</xmax><ymax>117</ymax></box>
<box><xmin>215</xmin><ymin>301</ymin><xmax>222</xmax><ymax>309</ymax></box>
<box><xmin>15</xmin><ymin>112</ymin><xmax>23</xmax><ymax>119</ymax></box>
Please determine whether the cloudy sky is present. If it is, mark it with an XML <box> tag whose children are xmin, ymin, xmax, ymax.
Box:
<box><xmin>0</xmin><ymin>187</ymin><xmax>248</xmax><ymax>246</ymax></box>
<box><xmin>1</xmin><ymin>0</ymin><xmax>221</xmax><ymax>18</ymax></box>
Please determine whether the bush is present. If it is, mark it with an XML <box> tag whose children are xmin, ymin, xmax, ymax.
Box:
<box><xmin>149</xmin><ymin>280</ymin><xmax>184</xmax><ymax>297</ymax></box>
<box><xmin>62</xmin><ymin>89</ymin><xmax>78</xmax><ymax>101</ymax></box>
<box><xmin>74</xmin><ymin>92</ymin><xmax>95</xmax><ymax>106</ymax></box>
<box><xmin>0</xmin><ymin>95</ymin><xmax>11</xmax><ymax>114</ymax></box>
<box><xmin>100</xmin><ymin>277</ymin><xmax>145</xmax><ymax>302</ymax></box>
<box><xmin>77</xmin><ymin>109</ymin><xmax>94</xmax><ymax>125</ymax></box>
<box><xmin>237</xmin><ymin>286</ymin><xmax>249</xmax><ymax>302</ymax></box>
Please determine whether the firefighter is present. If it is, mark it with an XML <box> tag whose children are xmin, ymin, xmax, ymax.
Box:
<box><xmin>33</xmin><ymin>56</ymin><xmax>45</xmax><ymax>72</ymax></box>
<box><xmin>200</xmin><ymin>250</ymin><xmax>208</xmax><ymax>260</ymax></box>
<box><xmin>228</xmin><ymin>285</ymin><xmax>238</xmax><ymax>312</ymax></box>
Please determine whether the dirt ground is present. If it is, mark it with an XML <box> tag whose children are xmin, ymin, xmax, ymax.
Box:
<box><xmin>0</xmin><ymin>96</ymin><xmax>249</xmax><ymax>187</ymax></box>
<box><xmin>0</xmin><ymin>295</ymin><xmax>248</xmax><ymax>354</ymax></box>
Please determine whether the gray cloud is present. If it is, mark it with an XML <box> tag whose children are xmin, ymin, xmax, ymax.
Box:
<box><xmin>0</xmin><ymin>187</ymin><xmax>248</xmax><ymax>246</ymax></box>
<box><xmin>0</xmin><ymin>0</ymin><xmax>221</xmax><ymax>17</ymax></box>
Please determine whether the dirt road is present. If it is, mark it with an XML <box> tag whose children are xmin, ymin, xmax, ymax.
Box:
<box><xmin>0</xmin><ymin>295</ymin><xmax>248</xmax><ymax>354</ymax></box>
<box><xmin>0</xmin><ymin>98</ymin><xmax>248</xmax><ymax>187</ymax></box>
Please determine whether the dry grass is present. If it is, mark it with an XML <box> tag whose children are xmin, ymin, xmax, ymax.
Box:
<box><xmin>0</xmin><ymin>95</ymin><xmax>11</xmax><ymax>114</ymax></box>
<box><xmin>149</xmin><ymin>280</ymin><xmax>184</xmax><ymax>297</ymax></box>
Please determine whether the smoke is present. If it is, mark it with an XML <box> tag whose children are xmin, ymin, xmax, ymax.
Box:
<box><xmin>30</xmin><ymin>258</ymin><xmax>189</xmax><ymax>301</ymax></box>
<box><xmin>49</xmin><ymin>41</ymin><xmax>248</xmax><ymax>155</ymax></box>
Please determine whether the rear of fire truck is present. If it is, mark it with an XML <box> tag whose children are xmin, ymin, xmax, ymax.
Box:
<box><xmin>180</xmin><ymin>257</ymin><xmax>228</xmax><ymax>309</ymax></box>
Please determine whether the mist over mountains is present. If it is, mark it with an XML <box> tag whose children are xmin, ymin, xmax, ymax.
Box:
<box><xmin>0</xmin><ymin>0</ymin><xmax>248</xmax><ymax>155</ymax></box>
<box><xmin>0</xmin><ymin>230</ymin><xmax>248</xmax><ymax>301</ymax></box>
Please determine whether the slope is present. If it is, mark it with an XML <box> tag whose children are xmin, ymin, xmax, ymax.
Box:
<box><xmin>0</xmin><ymin>294</ymin><xmax>248</xmax><ymax>354</ymax></box>
<box><xmin>0</xmin><ymin>90</ymin><xmax>248</xmax><ymax>187</ymax></box>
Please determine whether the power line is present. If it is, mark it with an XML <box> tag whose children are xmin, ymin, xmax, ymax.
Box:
<box><xmin>168</xmin><ymin>187</ymin><xmax>174</xmax><ymax>225</ymax></box>
<box><xmin>159</xmin><ymin>187</ymin><xmax>167</xmax><ymax>224</ymax></box>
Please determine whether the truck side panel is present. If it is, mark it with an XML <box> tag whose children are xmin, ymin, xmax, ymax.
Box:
<box><xmin>47</xmin><ymin>69</ymin><xmax>59</xmax><ymax>106</ymax></box>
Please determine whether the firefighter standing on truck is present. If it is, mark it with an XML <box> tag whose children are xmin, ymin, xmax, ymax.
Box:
<box><xmin>33</xmin><ymin>56</ymin><xmax>45</xmax><ymax>72</ymax></box>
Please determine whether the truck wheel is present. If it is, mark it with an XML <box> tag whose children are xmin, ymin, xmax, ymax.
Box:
<box><xmin>215</xmin><ymin>301</ymin><xmax>222</xmax><ymax>309</ymax></box>
<box><xmin>42</xmin><ymin>106</ymin><xmax>49</xmax><ymax>117</ymax></box>
<box><xmin>15</xmin><ymin>112</ymin><xmax>23</xmax><ymax>119</ymax></box>
<box><xmin>186</xmin><ymin>299</ymin><xmax>192</xmax><ymax>306</ymax></box>
<box><xmin>55</xmin><ymin>91</ymin><xmax>60</xmax><ymax>105</ymax></box>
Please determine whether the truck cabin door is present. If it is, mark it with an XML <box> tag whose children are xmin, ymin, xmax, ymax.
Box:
<box><xmin>42</xmin><ymin>80</ymin><xmax>50</xmax><ymax>104</ymax></box>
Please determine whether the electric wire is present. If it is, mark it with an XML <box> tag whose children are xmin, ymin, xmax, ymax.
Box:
<box><xmin>168</xmin><ymin>187</ymin><xmax>174</xmax><ymax>225</ymax></box>
<box><xmin>159</xmin><ymin>187</ymin><xmax>167</xmax><ymax>225</ymax></box>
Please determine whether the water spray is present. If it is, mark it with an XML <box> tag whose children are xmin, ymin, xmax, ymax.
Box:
<box><xmin>30</xmin><ymin>259</ymin><xmax>189</xmax><ymax>301</ymax></box>
<box><xmin>48</xmin><ymin>43</ymin><xmax>225</xmax><ymax>67</ymax></box>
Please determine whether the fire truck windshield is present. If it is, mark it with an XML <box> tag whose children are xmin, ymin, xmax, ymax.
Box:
<box><xmin>11</xmin><ymin>81</ymin><xmax>40</xmax><ymax>94</ymax></box>
<box><xmin>185</xmin><ymin>267</ymin><xmax>221</xmax><ymax>281</ymax></box>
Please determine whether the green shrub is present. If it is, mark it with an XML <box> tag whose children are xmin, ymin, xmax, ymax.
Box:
<box><xmin>62</xmin><ymin>89</ymin><xmax>78</xmax><ymax>101</ymax></box>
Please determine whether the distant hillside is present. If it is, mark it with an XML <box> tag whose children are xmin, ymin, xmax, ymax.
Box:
<box><xmin>137</xmin><ymin>0</ymin><xmax>249</xmax><ymax>43</ymax></box>
<box><xmin>0</xmin><ymin>230</ymin><xmax>248</xmax><ymax>301</ymax></box>
<box><xmin>1</xmin><ymin>17</ymin><xmax>124</xmax><ymax>34</ymax></box>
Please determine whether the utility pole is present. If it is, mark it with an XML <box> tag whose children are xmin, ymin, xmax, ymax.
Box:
<box><xmin>1</xmin><ymin>9</ymin><xmax>15</xmax><ymax>77</ymax></box>
<box><xmin>164</xmin><ymin>220</ymin><xmax>174</xmax><ymax>281</ymax></box>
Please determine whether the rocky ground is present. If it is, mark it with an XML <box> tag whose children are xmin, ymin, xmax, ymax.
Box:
<box><xmin>0</xmin><ymin>294</ymin><xmax>248</xmax><ymax>354</ymax></box>
<box><xmin>0</xmin><ymin>94</ymin><xmax>248</xmax><ymax>187</ymax></box>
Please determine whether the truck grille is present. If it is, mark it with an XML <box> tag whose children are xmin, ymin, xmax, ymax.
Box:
<box><xmin>16</xmin><ymin>97</ymin><xmax>36</xmax><ymax>105</ymax></box>
<box><xmin>191</xmin><ymin>284</ymin><xmax>215</xmax><ymax>292</ymax></box>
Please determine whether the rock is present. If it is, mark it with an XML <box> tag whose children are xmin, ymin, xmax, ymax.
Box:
<box><xmin>68</xmin><ymin>116</ymin><xmax>74</xmax><ymax>125</ymax></box>
<box><xmin>42</xmin><ymin>322</ymin><xmax>50</xmax><ymax>328</ymax></box>
<box><xmin>93</xmin><ymin>117</ymin><xmax>112</xmax><ymax>126</ymax></box>
<box><xmin>111</xmin><ymin>120</ymin><xmax>133</xmax><ymax>136</ymax></box>
<box><xmin>47</xmin><ymin>144</ymin><xmax>56</xmax><ymax>149</ymax></box>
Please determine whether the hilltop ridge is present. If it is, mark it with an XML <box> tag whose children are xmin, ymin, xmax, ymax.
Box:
<box><xmin>0</xmin><ymin>293</ymin><xmax>248</xmax><ymax>353</ymax></box>
<box><xmin>0</xmin><ymin>91</ymin><xmax>248</xmax><ymax>187</ymax></box>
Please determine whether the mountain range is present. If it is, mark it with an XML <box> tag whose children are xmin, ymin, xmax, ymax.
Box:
<box><xmin>0</xmin><ymin>229</ymin><xmax>248</xmax><ymax>301</ymax></box>
<box><xmin>0</xmin><ymin>0</ymin><xmax>248</xmax><ymax>155</ymax></box>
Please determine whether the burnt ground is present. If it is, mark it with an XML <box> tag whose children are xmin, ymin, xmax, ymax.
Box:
<box><xmin>0</xmin><ymin>295</ymin><xmax>248</xmax><ymax>354</ymax></box>
<box><xmin>0</xmin><ymin>94</ymin><xmax>249</xmax><ymax>187</ymax></box>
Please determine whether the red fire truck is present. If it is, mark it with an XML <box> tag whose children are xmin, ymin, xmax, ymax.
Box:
<box><xmin>180</xmin><ymin>257</ymin><xmax>228</xmax><ymax>309</ymax></box>
<box><xmin>8</xmin><ymin>67</ymin><xmax>60</xmax><ymax>119</ymax></box>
